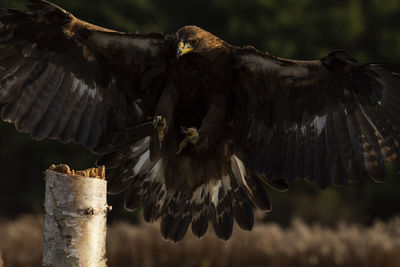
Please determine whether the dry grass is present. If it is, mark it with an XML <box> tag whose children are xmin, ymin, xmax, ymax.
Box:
<box><xmin>0</xmin><ymin>216</ymin><xmax>43</xmax><ymax>267</ymax></box>
<box><xmin>1</xmin><ymin>215</ymin><xmax>400</xmax><ymax>267</ymax></box>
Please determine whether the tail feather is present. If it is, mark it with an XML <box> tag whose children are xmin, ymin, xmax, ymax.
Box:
<box><xmin>160</xmin><ymin>192</ymin><xmax>192</xmax><ymax>242</ymax></box>
<box><xmin>190</xmin><ymin>184</ymin><xmax>210</xmax><ymax>238</ymax></box>
<box><xmin>107</xmin><ymin>161</ymin><xmax>137</xmax><ymax>195</ymax></box>
<box><xmin>141</xmin><ymin>160</ymin><xmax>166</xmax><ymax>222</ymax></box>
<box><xmin>107</xmin><ymin>166</ymin><xmax>127</xmax><ymax>194</ymax></box>
<box><xmin>191</xmin><ymin>210</ymin><xmax>209</xmax><ymax>238</ymax></box>
<box><xmin>102</xmin><ymin>138</ymin><xmax>151</xmax><ymax>195</ymax></box>
<box><xmin>101</xmin><ymin>128</ymin><xmax>269</xmax><ymax>241</ymax></box>
<box><xmin>211</xmin><ymin>207</ymin><xmax>233</xmax><ymax>240</ymax></box>
<box><xmin>123</xmin><ymin>176</ymin><xmax>143</xmax><ymax>211</ymax></box>
<box><xmin>232</xmin><ymin>188</ymin><xmax>254</xmax><ymax>231</ymax></box>
<box><xmin>211</xmin><ymin>176</ymin><xmax>234</xmax><ymax>240</ymax></box>
<box><xmin>124</xmin><ymin>158</ymin><xmax>164</xmax><ymax>212</ymax></box>
<box><xmin>231</xmin><ymin>155</ymin><xmax>271</xmax><ymax>211</ymax></box>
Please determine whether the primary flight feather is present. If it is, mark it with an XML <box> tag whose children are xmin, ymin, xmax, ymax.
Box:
<box><xmin>1</xmin><ymin>0</ymin><xmax>400</xmax><ymax>241</ymax></box>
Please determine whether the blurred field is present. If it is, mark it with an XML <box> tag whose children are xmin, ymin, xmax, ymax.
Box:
<box><xmin>1</xmin><ymin>215</ymin><xmax>399</xmax><ymax>267</ymax></box>
<box><xmin>1</xmin><ymin>0</ymin><xmax>400</xmax><ymax>225</ymax></box>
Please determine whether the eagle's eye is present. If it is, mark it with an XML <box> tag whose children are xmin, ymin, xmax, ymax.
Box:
<box><xmin>188</xmin><ymin>39</ymin><xmax>199</xmax><ymax>46</ymax></box>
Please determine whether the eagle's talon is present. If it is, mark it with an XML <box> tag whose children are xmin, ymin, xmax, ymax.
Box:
<box><xmin>181</xmin><ymin>127</ymin><xmax>199</xmax><ymax>144</ymax></box>
<box><xmin>177</xmin><ymin>127</ymin><xmax>199</xmax><ymax>154</ymax></box>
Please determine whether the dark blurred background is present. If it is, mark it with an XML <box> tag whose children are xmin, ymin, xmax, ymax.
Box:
<box><xmin>0</xmin><ymin>0</ymin><xmax>400</xmax><ymax>226</ymax></box>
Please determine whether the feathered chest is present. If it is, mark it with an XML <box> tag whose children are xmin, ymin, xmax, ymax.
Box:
<box><xmin>173</xmin><ymin>55</ymin><xmax>232</xmax><ymax>102</ymax></box>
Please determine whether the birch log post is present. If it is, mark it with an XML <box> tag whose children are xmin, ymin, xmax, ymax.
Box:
<box><xmin>42</xmin><ymin>164</ymin><xmax>109</xmax><ymax>267</ymax></box>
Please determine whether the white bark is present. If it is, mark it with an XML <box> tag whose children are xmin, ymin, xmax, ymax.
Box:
<box><xmin>42</xmin><ymin>168</ymin><xmax>108</xmax><ymax>267</ymax></box>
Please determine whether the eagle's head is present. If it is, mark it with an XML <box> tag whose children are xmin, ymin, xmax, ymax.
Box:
<box><xmin>176</xmin><ymin>26</ymin><xmax>226</xmax><ymax>59</ymax></box>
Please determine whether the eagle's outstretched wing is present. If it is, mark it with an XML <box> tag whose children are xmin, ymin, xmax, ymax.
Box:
<box><xmin>234</xmin><ymin>47</ymin><xmax>400</xmax><ymax>188</ymax></box>
<box><xmin>0</xmin><ymin>0</ymin><xmax>171</xmax><ymax>149</ymax></box>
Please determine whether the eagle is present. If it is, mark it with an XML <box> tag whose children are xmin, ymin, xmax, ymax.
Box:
<box><xmin>1</xmin><ymin>0</ymin><xmax>400</xmax><ymax>242</ymax></box>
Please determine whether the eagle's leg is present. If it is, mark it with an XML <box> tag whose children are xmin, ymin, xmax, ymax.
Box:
<box><xmin>177</xmin><ymin>92</ymin><xmax>226</xmax><ymax>154</ymax></box>
<box><xmin>151</xmin><ymin>84</ymin><xmax>177</xmax><ymax>161</ymax></box>
<box><xmin>177</xmin><ymin>126</ymin><xmax>199</xmax><ymax>154</ymax></box>
<box><xmin>150</xmin><ymin>115</ymin><xmax>168</xmax><ymax>161</ymax></box>
<box><xmin>153</xmin><ymin>116</ymin><xmax>168</xmax><ymax>144</ymax></box>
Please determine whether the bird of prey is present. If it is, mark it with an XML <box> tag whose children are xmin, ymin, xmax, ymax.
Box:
<box><xmin>1</xmin><ymin>0</ymin><xmax>400</xmax><ymax>242</ymax></box>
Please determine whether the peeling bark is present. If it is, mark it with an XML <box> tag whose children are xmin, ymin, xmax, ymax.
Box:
<box><xmin>42</xmin><ymin>166</ymin><xmax>109</xmax><ymax>267</ymax></box>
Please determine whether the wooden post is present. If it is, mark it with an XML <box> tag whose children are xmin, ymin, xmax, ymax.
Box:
<box><xmin>42</xmin><ymin>164</ymin><xmax>109</xmax><ymax>267</ymax></box>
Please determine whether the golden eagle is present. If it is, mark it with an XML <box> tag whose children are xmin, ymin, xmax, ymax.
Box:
<box><xmin>1</xmin><ymin>0</ymin><xmax>400</xmax><ymax>241</ymax></box>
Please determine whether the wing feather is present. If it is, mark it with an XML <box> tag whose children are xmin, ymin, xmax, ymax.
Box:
<box><xmin>0</xmin><ymin>0</ymin><xmax>170</xmax><ymax>149</ymax></box>
<box><xmin>235</xmin><ymin>47</ymin><xmax>400</xmax><ymax>187</ymax></box>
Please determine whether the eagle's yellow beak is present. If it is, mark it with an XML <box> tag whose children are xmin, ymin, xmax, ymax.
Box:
<box><xmin>177</xmin><ymin>42</ymin><xmax>193</xmax><ymax>58</ymax></box>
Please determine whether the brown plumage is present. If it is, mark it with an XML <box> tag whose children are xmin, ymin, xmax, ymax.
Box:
<box><xmin>1</xmin><ymin>0</ymin><xmax>400</xmax><ymax>242</ymax></box>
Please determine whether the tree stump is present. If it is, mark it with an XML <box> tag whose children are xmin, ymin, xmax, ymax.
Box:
<box><xmin>42</xmin><ymin>164</ymin><xmax>109</xmax><ymax>267</ymax></box>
